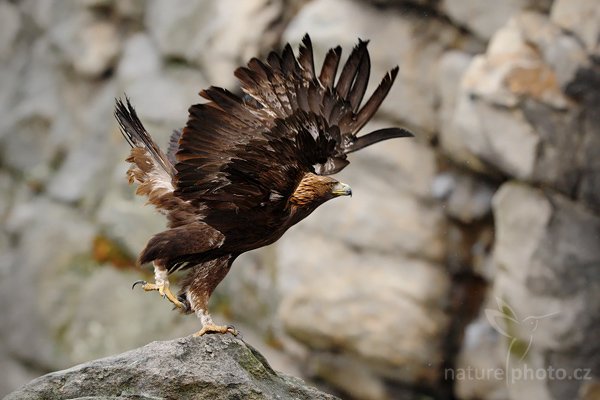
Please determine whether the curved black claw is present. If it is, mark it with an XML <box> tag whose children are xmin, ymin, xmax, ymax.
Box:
<box><xmin>227</xmin><ymin>325</ymin><xmax>240</xmax><ymax>337</ymax></box>
<box><xmin>132</xmin><ymin>280</ymin><xmax>147</xmax><ymax>290</ymax></box>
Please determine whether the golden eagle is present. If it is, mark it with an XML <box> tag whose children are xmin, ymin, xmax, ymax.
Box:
<box><xmin>115</xmin><ymin>35</ymin><xmax>412</xmax><ymax>336</ymax></box>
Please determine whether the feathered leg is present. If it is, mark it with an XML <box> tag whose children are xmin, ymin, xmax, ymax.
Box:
<box><xmin>179</xmin><ymin>256</ymin><xmax>238</xmax><ymax>337</ymax></box>
<box><xmin>132</xmin><ymin>262</ymin><xmax>184</xmax><ymax>309</ymax></box>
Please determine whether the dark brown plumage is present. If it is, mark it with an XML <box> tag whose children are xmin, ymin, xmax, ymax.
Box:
<box><xmin>115</xmin><ymin>35</ymin><xmax>413</xmax><ymax>336</ymax></box>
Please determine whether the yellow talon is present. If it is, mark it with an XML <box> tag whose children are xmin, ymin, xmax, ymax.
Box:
<box><xmin>193</xmin><ymin>324</ymin><xmax>238</xmax><ymax>337</ymax></box>
<box><xmin>132</xmin><ymin>280</ymin><xmax>184</xmax><ymax>309</ymax></box>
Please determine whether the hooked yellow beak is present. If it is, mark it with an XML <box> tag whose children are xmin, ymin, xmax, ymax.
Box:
<box><xmin>331</xmin><ymin>182</ymin><xmax>352</xmax><ymax>197</ymax></box>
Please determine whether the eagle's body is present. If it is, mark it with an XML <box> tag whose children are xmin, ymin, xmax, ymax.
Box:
<box><xmin>115</xmin><ymin>35</ymin><xmax>412</xmax><ymax>336</ymax></box>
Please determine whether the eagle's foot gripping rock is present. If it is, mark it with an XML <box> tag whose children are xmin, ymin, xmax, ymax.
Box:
<box><xmin>193</xmin><ymin>324</ymin><xmax>239</xmax><ymax>337</ymax></box>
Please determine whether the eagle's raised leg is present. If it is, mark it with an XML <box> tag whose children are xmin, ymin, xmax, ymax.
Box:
<box><xmin>132</xmin><ymin>263</ymin><xmax>184</xmax><ymax>309</ymax></box>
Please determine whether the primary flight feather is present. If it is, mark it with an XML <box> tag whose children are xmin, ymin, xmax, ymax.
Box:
<box><xmin>115</xmin><ymin>35</ymin><xmax>413</xmax><ymax>336</ymax></box>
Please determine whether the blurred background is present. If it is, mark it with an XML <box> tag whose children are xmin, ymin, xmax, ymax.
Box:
<box><xmin>1</xmin><ymin>0</ymin><xmax>599</xmax><ymax>399</ymax></box>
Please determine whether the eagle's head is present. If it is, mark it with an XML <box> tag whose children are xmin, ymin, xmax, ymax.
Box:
<box><xmin>289</xmin><ymin>173</ymin><xmax>352</xmax><ymax>212</ymax></box>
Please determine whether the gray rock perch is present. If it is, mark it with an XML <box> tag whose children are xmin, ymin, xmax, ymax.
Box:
<box><xmin>5</xmin><ymin>335</ymin><xmax>338</xmax><ymax>400</ymax></box>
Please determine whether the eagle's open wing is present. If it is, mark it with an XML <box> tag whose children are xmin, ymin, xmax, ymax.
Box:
<box><xmin>174</xmin><ymin>35</ymin><xmax>411</xmax><ymax>210</ymax></box>
<box><xmin>233</xmin><ymin>34</ymin><xmax>413</xmax><ymax>173</ymax></box>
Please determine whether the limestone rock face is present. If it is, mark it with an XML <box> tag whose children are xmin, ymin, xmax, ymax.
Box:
<box><xmin>48</xmin><ymin>7</ymin><xmax>121</xmax><ymax>78</ymax></box>
<box><xmin>279</xmin><ymin>239</ymin><xmax>451</xmax><ymax>386</ymax></box>
<box><xmin>5</xmin><ymin>335</ymin><xmax>338</xmax><ymax>400</ymax></box>
<box><xmin>146</xmin><ymin>0</ymin><xmax>281</xmax><ymax>88</ymax></box>
<box><xmin>491</xmin><ymin>182</ymin><xmax>600</xmax><ymax>400</ymax></box>
<box><xmin>0</xmin><ymin>1</ymin><xmax>21</xmax><ymax>60</ymax></box>
<box><xmin>551</xmin><ymin>0</ymin><xmax>600</xmax><ymax>55</ymax></box>
<box><xmin>440</xmin><ymin>11</ymin><xmax>594</xmax><ymax>194</ymax></box>
<box><xmin>432</xmin><ymin>170</ymin><xmax>495</xmax><ymax>223</ymax></box>
<box><xmin>441</xmin><ymin>0</ymin><xmax>553</xmax><ymax>41</ymax></box>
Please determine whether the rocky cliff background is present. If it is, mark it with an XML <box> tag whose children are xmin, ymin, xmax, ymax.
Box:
<box><xmin>1</xmin><ymin>0</ymin><xmax>599</xmax><ymax>399</ymax></box>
